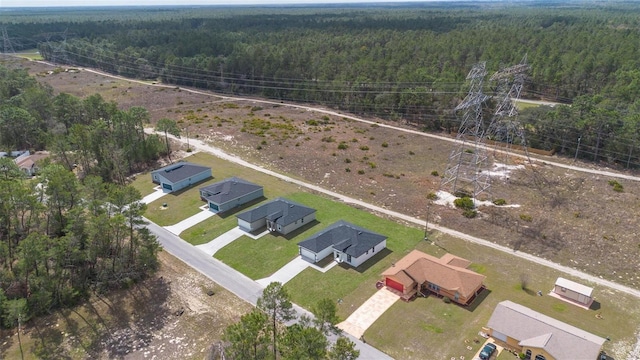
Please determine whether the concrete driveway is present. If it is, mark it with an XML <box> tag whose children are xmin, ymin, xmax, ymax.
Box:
<box><xmin>164</xmin><ymin>209</ymin><xmax>216</xmax><ymax>235</ymax></box>
<box><xmin>196</xmin><ymin>227</ymin><xmax>246</xmax><ymax>256</ymax></box>
<box><xmin>337</xmin><ymin>288</ymin><xmax>400</xmax><ymax>339</ymax></box>
<box><xmin>141</xmin><ymin>187</ymin><xmax>167</xmax><ymax>204</ymax></box>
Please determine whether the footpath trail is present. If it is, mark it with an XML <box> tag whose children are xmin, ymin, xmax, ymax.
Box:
<box><xmin>150</xmin><ymin>129</ymin><xmax>640</xmax><ymax>300</ymax></box>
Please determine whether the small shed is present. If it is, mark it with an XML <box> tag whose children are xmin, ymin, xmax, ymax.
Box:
<box><xmin>553</xmin><ymin>277</ymin><xmax>593</xmax><ymax>307</ymax></box>
<box><xmin>236</xmin><ymin>198</ymin><xmax>316</xmax><ymax>235</ymax></box>
<box><xmin>151</xmin><ymin>162</ymin><xmax>212</xmax><ymax>193</ymax></box>
<box><xmin>199</xmin><ymin>177</ymin><xmax>263</xmax><ymax>213</ymax></box>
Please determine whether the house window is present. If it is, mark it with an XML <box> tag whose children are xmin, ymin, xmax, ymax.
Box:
<box><xmin>534</xmin><ymin>355</ymin><xmax>546</xmax><ymax>360</ymax></box>
<box><xmin>428</xmin><ymin>283</ymin><xmax>440</xmax><ymax>292</ymax></box>
<box><xmin>525</xmin><ymin>350</ymin><xmax>531</xmax><ymax>360</ymax></box>
<box><xmin>347</xmin><ymin>255</ymin><xmax>352</xmax><ymax>263</ymax></box>
<box><xmin>372</xmin><ymin>247</ymin><xmax>375</xmax><ymax>253</ymax></box>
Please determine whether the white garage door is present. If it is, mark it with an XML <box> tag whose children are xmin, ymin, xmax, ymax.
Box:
<box><xmin>492</xmin><ymin>330</ymin><xmax>507</xmax><ymax>342</ymax></box>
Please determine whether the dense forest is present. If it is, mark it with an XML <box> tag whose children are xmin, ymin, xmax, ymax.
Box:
<box><xmin>0</xmin><ymin>65</ymin><xmax>162</xmax><ymax>325</ymax></box>
<box><xmin>3</xmin><ymin>2</ymin><xmax>640</xmax><ymax>166</ymax></box>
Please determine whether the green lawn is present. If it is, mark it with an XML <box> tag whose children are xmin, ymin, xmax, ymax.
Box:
<box><xmin>129</xmin><ymin>172</ymin><xmax>157</xmax><ymax>197</ymax></box>
<box><xmin>16</xmin><ymin>49</ymin><xmax>43</xmax><ymax>60</ymax></box>
<box><xmin>365</xmin><ymin>232</ymin><xmax>640</xmax><ymax>360</ymax></box>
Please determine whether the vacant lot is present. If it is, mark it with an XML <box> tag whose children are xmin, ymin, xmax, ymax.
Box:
<box><xmin>5</xmin><ymin>56</ymin><xmax>640</xmax><ymax>359</ymax></box>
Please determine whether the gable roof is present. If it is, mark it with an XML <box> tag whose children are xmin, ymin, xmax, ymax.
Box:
<box><xmin>487</xmin><ymin>301</ymin><xmax>606</xmax><ymax>360</ymax></box>
<box><xmin>236</xmin><ymin>197</ymin><xmax>316</xmax><ymax>226</ymax></box>
<box><xmin>555</xmin><ymin>277</ymin><xmax>593</xmax><ymax>297</ymax></box>
<box><xmin>14</xmin><ymin>152</ymin><xmax>49</xmax><ymax>170</ymax></box>
<box><xmin>152</xmin><ymin>162</ymin><xmax>210</xmax><ymax>183</ymax></box>
<box><xmin>200</xmin><ymin>177</ymin><xmax>262</xmax><ymax>205</ymax></box>
<box><xmin>381</xmin><ymin>250</ymin><xmax>485</xmax><ymax>298</ymax></box>
<box><xmin>298</xmin><ymin>220</ymin><xmax>386</xmax><ymax>258</ymax></box>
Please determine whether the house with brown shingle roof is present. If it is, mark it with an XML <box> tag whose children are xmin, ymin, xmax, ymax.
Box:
<box><xmin>486</xmin><ymin>300</ymin><xmax>606</xmax><ymax>360</ymax></box>
<box><xmin>381</xmin><ymin>249</ymin><xmax>485</xmax><ymax>304</ymax></box>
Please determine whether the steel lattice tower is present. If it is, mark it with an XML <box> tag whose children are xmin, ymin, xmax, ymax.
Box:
<box><xmin>487</xmin><ymin>56</ymin><xmax>531</xmax><ymax>164</ymax></box>
<box><xmin>2</xmin><ymin>27</ymin><xmax>15</xmax><ymax>54</ymax></box>
<box><xmin>440</xmin><ymin>62</ymin><xmax>492</xmax><ymax>200</ymax></box>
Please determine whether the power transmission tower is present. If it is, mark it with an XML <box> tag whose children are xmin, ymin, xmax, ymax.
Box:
<box><xmin>2</xmin><ymin>27</ymin><xmax>15</xmax><ymax>54</ymax></box>
<box><xmin>487</xmin><ymin>56</ymin><xmax>532</xmax><ymax>165</ymax></box>
<box><xmin>440</xmin><ymin>62</ymin><xmax>492</xmax><ymax>200</ymax></box>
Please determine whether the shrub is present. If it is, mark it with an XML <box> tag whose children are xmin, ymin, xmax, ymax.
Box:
<box><xmin>345</xmin><ymin>168</ymin><xmax>351</xmax><ymax>172</ymax></box>
<box><xmin>321</xmin><ymin>136</ymin><xmax>335</xmax><ymax>143</ymax></box>
<box><xmin>368</xmin><ymin>162</ymin><xmax>377</xmax><ymax>169</ymax></box>
<box><xmin>454</xmin><ymin>197</ymin><xmax>474</xmax><ymax>210</ymax></box>
<box><xmin>261</xmin><ymin>140</ymin><xmax>267</xmax><ymax>145</ymax></box>
<box><xmin>322</xmin><ymin>115</ymin><xmax>330</xmax><ymax>121</ymax></box>
<box><xmin>357</xmin><ymin>170</ymin><xmax>365</xmax><ymax>175</ymax></box>
<box><xmin>307</xmin><ymin>119</ymin><xmax>319</xmax><ymax>126</ymax></box>
<box><xmin>338</xmin><ymin>143</ymin><xmax>348</xmax><ymax>150</ymax></box>
<box><xmin>519</xmin><ymin>214</ymin><xmax>533</xmax><ymax>222</ymax></box>
<box><xmin>256</xmin><ymin>145</ymin><xmax>262</xmax><ymax>150</ymax></box>
<box><xmin>462</xmin><ymin>209</ymin><xmax>477</xmax><ymax>218</ymax></box>
<box><xmin>493</xmin><ymin>198</ymin><xmax>507</xmax><ymax>206</ymax></box>
<box><xmin>359</xmin><ymin>145</ymin><xmax>370</xmax><ymax>151</ymax></box>
<box><xmin>442</xmin><ymin>296</ymin><xmax>451</xmax><ymax>304</ymax></box>
<box><xmin>609</xmin><ymin>179</ymin><xmax>624</xmax><ymax>192</ymax></box>
<box><xmin>454</xmin><ymin>189</ymin><xmax>472</xmax><ymax>198</ymax></box>
<box><xmin>345</xmin><ymin>158</ymin><xmax>351</xmax><ymax>163</ymax></box>
<box><xmin>251</xmin><ymin>106</ymin><xmax>263</xmax><ymax>112</ymax></box>
<box><xmin>351</xmin><ymin>138</ymin><xmax>359</xmax><ymax>143</ymax></box>
<box><xmin>427</xmin><ymin>192</ymin><xmax>438</xmax><ymax>200</ymax></box>
<box><xmin>431</xmin><ymin>170</ymin><xmax>439</xmax><ymax>177</ymax></box>
<box><xmin>409</xmin><ymin>151</ymin><xmax>415</xmax><ymax>155</ymax></box>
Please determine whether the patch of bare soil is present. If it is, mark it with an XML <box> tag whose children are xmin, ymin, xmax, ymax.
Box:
<box><xmin>10</xmin><ymin>56</ymin><xmax>640</xmax><ymax>290</ymax></box>
<box><xmin>0</xmin><ymin>251</ymin><xmax>251</xmax><ymax>359</ymax></box>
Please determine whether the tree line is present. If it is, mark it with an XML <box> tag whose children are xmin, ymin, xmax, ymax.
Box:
<box><xmin>0</xmin><ymin>64</ymin><xmax>161</xmax><ymax>327</ymax></box>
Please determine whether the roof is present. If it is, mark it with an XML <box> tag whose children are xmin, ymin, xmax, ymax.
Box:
<box><xmin>14</xmin><ymin>152</ymin><xmax>49</xmax><ymax>170</ymax></box>
<box><xmin>555</xmin><ymin>277</ymin><xmax>593</xmax><ymax>297</ymax></box>
<box><xmin>487</xmin><ymin>301</ymin><xmax>606</xmax><ymax>360</ymax></box>
<box><xmin>152</xmin><ymin>162</ymin><xmax>210</xmax><ymax>183</ymax></box>
<box><xmin>236</xmin><ymin>198</ymin><xmax>316</xmax><ymax>226</ymax></box>
<box><xmin>381</xmin><ymin>250</ymin><xmax>485</xmax><ymax>298</ymax></box>
<box><xmin>200</xmin><ymin>177</ymin><xmax>262</xmax><ymax>205</ymax></box>
<box><xmin>298</xmin><ymin>220</ymin><xmax>386</xmax><ymax>258</ymax></box>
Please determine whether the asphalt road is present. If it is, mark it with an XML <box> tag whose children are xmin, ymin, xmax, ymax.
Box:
<box><xmin>143</xmin><ymin>217</ymin><xmax>393</xmax><ymax>360</ymax></box>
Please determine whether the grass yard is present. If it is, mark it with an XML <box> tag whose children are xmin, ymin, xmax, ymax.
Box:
<box><xmin>15</xmin><ymin>49</ymin><xmax>43</xmax><ymax>60</ymax></box>
<box><xmin>143</xmin><ymin>152</ymin><xmax>298</xmax><ymax>226</ymax></box>
<box><xmin>180</xmin><ymin>210</ymin><xmax>242</xmax><ymax>245</ymax></box>
<box><xmin>129</xmin><ymin>172</ymin><xmax>157</xmax><ymax>197</ymax></box>
<box><xmin>365</xmin><ymin>232</ymin><xmax>640</xmax><ymax>360</ymax></box>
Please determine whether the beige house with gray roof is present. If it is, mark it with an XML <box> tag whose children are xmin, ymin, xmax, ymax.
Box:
<box><xmin>486</xmin><ymin>300</ymin><xmax>605</xmax><ymax>360</ymax></box>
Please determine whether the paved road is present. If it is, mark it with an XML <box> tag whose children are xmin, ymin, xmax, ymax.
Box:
<box><xmin>144</xmin><ymin>217</ymin><xmax>393</xmax><ymax>359</ymax></box>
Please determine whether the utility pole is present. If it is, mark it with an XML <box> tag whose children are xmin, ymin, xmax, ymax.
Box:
<box><xmin>185</xmin><ymin>124</ymin><xmax>191</xmax><ymax>152</ymax></box>
<box><xmin>574</xmin><ymin>136</ymin><xmax>581</xmax><ymax>162</ymax></box>
<box><xmin>2</xmin><ymin>27</ymin><xmax>15</xmax><ymax>54</ymax></box>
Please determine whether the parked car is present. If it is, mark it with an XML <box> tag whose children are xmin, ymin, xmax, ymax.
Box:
<box><xmin>479</xmin><ymin>343</ymin><xmax>497</xmax><ymax>360</ymax></box>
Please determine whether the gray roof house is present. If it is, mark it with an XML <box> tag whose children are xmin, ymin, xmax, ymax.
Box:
<box><xmin>486</xmin><ymin>300</ymin><xmax>606</xmax><ymax>360</ymax></box>
<box><xmin>236</xmin><ymin>197</ymin><xmax>316</xmax><ymax>235</ymax></box>
<box><xmin>151</xmin><ymin>162</ymin><xmax>212</xmax><ymax>193</ymax></box>
<box><xmin>298</xmin><ymin>220</ymin><xmax>387</xmax><ymax>267</ymax></box>
<box><xmin>199</xmin><ymin>177</ymin><xmax>263</xmax><ymax>213</ymax></box>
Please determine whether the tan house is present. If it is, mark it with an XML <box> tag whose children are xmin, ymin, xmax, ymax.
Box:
<box><xmin>552</xmin><ymin>277</ymin><xmax>594</xmax><ymax>308</ymax></box>
<box><xmin>486</xmin><ymin>301</ymin><xmax>606</xmax><ymax>360</ymax></box>
<box><xmin>381</xmin><ymin>250</ymin><xmax>485</xmax><ymax>304</ymax></box>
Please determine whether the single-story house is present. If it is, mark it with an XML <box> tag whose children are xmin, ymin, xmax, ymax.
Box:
<box><xmin>151</xmin><ymin>162</ymin><xmax>212</xmax><ymax>193</ymax></box>
<box><xmin>486</xmin><ymin>300</ymin><xmax>606</xmax><ymax>360</ymax></box>
<box><xmin>199</xmin><ymin>177</ymin><xmax>263</xmax><ymax>213</ymax></box>
<box><xmin>14</xmin><ymin>151</ymin><xmax>49</xmax><ymax>176</ymax></box>
<box><xmin>381</xmin><ymin>250</ymin><xmax>485</xmax><ymax>304</ymax></box>
<box><xmin>236</xmin><ymin>197</ymin><xmax>316</xmax><ymax>235</ymax></box>
<box><xmin>298</xmin><ymin>220</ymin><xmax>387</xmax><ymax>267</ymax></box>
<box><xmin>552</xmin><ymin>277</ymin><xmax>594</xmax><ymax>308</ymax></box>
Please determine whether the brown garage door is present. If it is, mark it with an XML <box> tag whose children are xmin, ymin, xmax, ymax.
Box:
<box><xmin>385</xmin><ymin>277</ymin><xmax>404</xmax><ymax>292</ymax></box>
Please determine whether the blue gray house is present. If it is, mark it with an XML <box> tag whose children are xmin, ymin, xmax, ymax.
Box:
<box><xmin>199</xmin><ymin>177</ymin><xmax>263</xmax><ymax>213</ymax></box>
<box><xmin>151</xmin><ymin>162</ymin><xmax>212</xmax><ymax>193</ymax></box>
<box><xmin>298</xmin><ymin>220</ymin><xmax>387</xmax><ymax>267</ymax></box>
<box><xmin>236</xmin><ymin>198</ymin><xmax>316</xmax><ymax>235</ymax></box>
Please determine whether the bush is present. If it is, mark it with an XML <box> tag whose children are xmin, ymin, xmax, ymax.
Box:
<box><xmin>345</xmin><ymin>158</ymin><xmax>351</xmax><ymax>163</ymax></box>
<box><xmin>493</xmin><ymin>198</ymin><xmax>507</xmax><ymax>206</ymax></box>
<box><xmin>359</xmin><ymin>145</ymin><xmax>369</xmax><ymax>151</ymax></box>
<box><xmin>427</xmin><ymin>192</ymin><xmax>438</xmax><ymax>200</ymax></box>
<box><xmin>368</xmin><ymin>162</ymin><xmax>377</xmax><ymax>169</ymax></box>
<box><xmin>454</xmin><ymin>197</ymin><xmax>474</xmax><ymax>210</ymax></box>
<box><xmin>409</xmin><ymin>151</ymin><xmax>415</xmax><ymax>155</ymax></box>
<box><xmin>345</xmin><ymin>168</ymin><xmax>351</xmax><ymax>172</ymax></box>
<box><xmin>462</xmin><ymin>209</ymin><xmax>477</xmax><ymax>218</ymax></box>
<box><xmin>442</xmin><ymin>296</ymin><xmax>451</xmax><ymax>304</ymax></box>
<box><xmin>609</xmin><ymin>179</ymin><xmax>624</xmax><ymax>192</ymax></box>
<box><xmin>519</xmin><ymin>214</ymin><xmax>533</xmax><ymax>222</ymax></box>
<box><xmin>338</xmin><ymin>143</ymin><xmax>348</xmax><ymax>150</ymax></box>
<box><xmin>381</xmin><ymin>142</ymin><xmax>389</xmax><ymax>148</ymax></box>
<box><xmin>307</xmin><ymin>119</ymin><xmax>319</xmax><ymax>126</ymax></box>
<box><xmin>431</xmin><ymin>170</ymin><xmax>439</xmax><ymax>177</ymax></box>
<box><xmin>357</xmin><ymin>170</ymin><xmax>365</xmax><ymax>175</ymax></box>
